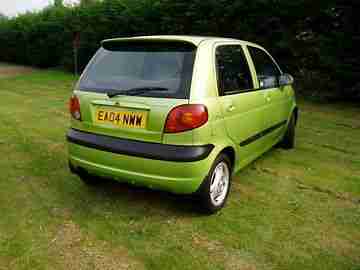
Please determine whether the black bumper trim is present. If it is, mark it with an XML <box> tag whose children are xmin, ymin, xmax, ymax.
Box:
<box><xmin>67</xmin><ymin>129</ymin><xmax>214</xmax><ymax>162</ymax></box>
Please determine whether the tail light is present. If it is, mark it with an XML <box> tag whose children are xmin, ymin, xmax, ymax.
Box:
<box><xmin>69</xmin><ymin>95</ymin><xmax>81</xmax><ymax>120</ymax></box>
<box><xmin>165</xmin><ymin>104</ymin><xmax>208</xmax><ymax>133</ymax></box>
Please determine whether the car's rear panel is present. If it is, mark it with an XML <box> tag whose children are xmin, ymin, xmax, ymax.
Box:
<box><xmin>71</xmin><ymin>92</ymin><xmax>190</xmax><ymax>144</ymax></box>
<box><xmin>71</xmin><ymin>39</ymin><xmax>198</xmax><ymax>144</ymax></box>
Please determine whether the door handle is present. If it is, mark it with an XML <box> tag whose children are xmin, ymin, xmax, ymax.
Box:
<box><xmin>264</xmin><ymin>91</ymin><xmax>271</xmax><ymax>102</ymax></box>
<box><xmin>227</xmin><ymin>105</ymin><xmax>236</xmax><ymax>112</ymax></box>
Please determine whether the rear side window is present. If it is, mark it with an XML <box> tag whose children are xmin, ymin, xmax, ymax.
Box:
<box><xmin>78</xmin><ymin>41</ymin><xmax>196</xmax><ymax>99</ymax></box>
<box><xmin>216</xmin><ymin>45</ymin><xmax>253</xmax><ymax>96</ymax></box>
<box><xmin>248</xmin><ymin>46</ymin><xmax>281</xmax><ymax>89</ymax></box>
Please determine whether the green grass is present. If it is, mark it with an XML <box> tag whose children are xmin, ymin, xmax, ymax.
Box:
<box><xmin>0</xmin><ymin>68</ymin><xmax>359</xmax><ymax>270</ymax></box>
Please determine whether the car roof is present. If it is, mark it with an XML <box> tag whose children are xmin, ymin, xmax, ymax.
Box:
<box><xmin>102</xmin><ymin>35</ymin><xmax>261</xmax><ymax>48</ymax></box>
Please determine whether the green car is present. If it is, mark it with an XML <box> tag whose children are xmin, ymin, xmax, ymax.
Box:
<box><xmin>67</xmin><ymin>35</ymin><xmax>298</xmax><ymax>213</ymax></box>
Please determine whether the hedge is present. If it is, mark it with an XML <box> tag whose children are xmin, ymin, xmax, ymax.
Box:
<box><xmin>0</xmin><ymin>0</ymin><xmax>358</xmax><ymax>100</ymax></box>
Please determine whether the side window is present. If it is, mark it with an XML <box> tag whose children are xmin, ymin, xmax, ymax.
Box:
<box><xmin>216</xmin><ymin>45</ymin><xmax>253</xmax><ymax>96</ymax></box>
<box><xmin>248</xmin><ymin>47</ymin><xmax>281</xmax><ymax>89</ymax></box>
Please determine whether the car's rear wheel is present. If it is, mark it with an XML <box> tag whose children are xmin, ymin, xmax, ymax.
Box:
<box><xmin>280</xmin><ymin>113</ymin><xmax>296</xmax><ymax>149</ymax></box>
<box><xmin>69</xmin><ymin>162</ymin><xmax>99</xmax><ymax>185</ymax></box>
<box><xmin>197</xmin><ymin>154</ymin><xmax>232</xmax><ymax>214</ymax></box>
<box><xmin>75</xmin><ymin>169</ymin><xmax>99</xmax><ymax>186</ymax></box>
<box><xmin>78</xmin><ymin>173</ymin><xmax>99</xmax><ymax>185</ymax></box>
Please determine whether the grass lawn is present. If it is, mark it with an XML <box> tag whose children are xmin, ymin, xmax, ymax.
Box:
<box><xmin>0</xmin><ymin>66</ymin><xmax>359</xmax><ymax>270</ymax></box>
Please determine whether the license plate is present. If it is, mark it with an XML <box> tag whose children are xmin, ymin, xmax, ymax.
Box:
<box><xmin>95</xmin><ymin>109</ymin><xmax>147</xmax><ymax>129</ymax></box>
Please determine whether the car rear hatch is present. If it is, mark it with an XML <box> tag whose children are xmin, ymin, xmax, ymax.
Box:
<box><xmin>72</xmin><ymin>39</ymin><xmax>197</xmax><ymax>144</ymax></box>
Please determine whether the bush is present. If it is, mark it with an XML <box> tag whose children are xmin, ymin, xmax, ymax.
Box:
<box><xmin>0</xmin><ymin>0</ymin><xmax>358</xmax><ymax>100</ymax></box>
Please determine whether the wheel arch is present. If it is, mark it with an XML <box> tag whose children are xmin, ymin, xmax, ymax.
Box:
<box><xmin>219</xmin><ymin>146</ymin><xmax>236</xmax><ymax>172</ymax></box>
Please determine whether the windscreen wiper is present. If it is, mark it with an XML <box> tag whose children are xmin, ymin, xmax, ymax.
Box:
<box><xmin>107</xmin><ymin>87</ymin><xmax>169</xmax><ymax>98</ymax></box>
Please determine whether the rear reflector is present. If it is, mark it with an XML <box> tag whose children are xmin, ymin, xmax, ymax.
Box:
<box><xmin>165</xmin><ymin>104</ymin><xmax>208</xmax><ymax>133</ymax></box>
<box><xmin>69</xmin><ymin>95</ymin><xmax>81</xmax><ymax>120</ymax></box>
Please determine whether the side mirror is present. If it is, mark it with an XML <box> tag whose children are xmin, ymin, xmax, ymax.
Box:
<box><xmin>259</xmin><ymin>76</ymin><xmax>278</xmax><ymax>89</ymax></box>
<box><xmin>278</xmin><ymin>73</ymin><xmax>294</xmax><ymax>86</ymax></box>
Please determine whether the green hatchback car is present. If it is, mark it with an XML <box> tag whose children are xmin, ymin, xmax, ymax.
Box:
<box><xmin>67</xmin><ymin>35</ymin><xmax>298</xmax><ymax>213</ymax></box>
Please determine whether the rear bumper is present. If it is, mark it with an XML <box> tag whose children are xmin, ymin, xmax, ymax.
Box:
<box><xmin>67</xmin><ymin>129</ymin><xmax>214</xmax><ymax>162</ymax></box>
<box><xmin>67</xmin><ymin>129</ymin><xmax>215</xmax><ymax>194</ymax></box>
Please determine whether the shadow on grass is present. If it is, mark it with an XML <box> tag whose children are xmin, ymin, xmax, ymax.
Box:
<box><xmin>61</xmin><ymin>147</ymin><xmax>288</xmax><ymax>221</ymax></box>
<box><xmin>76</xmin><ymin>174</ymin><xmax>207</xmax><ymax>218</ymax></box>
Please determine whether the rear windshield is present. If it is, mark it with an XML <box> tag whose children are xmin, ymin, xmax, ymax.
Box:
<box><xmin>78</xmin><ymin>41</ymin><xmax>196</xmax><ymax>99</ymax></box>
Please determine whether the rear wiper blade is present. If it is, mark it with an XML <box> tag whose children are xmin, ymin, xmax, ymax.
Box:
<box><xmin>107</xmin><ymin>87</ymin><xmax>169</xmax><ymax>98</ymax></box>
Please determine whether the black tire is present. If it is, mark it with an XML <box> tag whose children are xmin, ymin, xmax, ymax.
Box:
<box><xmin>197</xmin><ymin>154</ymin><xmax>232</xmax><ymax>214</ymax></box>
<box><xmin>280</xmin><ymin>113</ymin><xmax>296</xmax><ymax>149</ymax></box>
<box><xmin>78</xmin><ymin>171</ymin><xmax>99</xmax><ymax>186</ymax></box>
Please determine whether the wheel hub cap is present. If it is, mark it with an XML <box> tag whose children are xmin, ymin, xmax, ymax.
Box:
<box><xmin>210</xmin><ymin>162</ymin><xmax>230</xmax><ymax>206</ymax></box>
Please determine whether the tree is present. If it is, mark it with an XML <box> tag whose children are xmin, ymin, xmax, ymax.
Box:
<box><xmin>0</xmin><ymin>13</ymin><xmax>7</xmax><ymax>21</ymax></box>
<box><xmin>0</xmin><ymin>0</ymin><xmax>357</xmax><ymax>100</ymax></box>
<box><xmin>80</xmin><ymin>0</ymin><xmax>97</xmax><ymax>6</ymax></box>
<box><xmin>54</xmin><ymin>0</ymin><xmax>63</xmax><ymax>7</ymax></box>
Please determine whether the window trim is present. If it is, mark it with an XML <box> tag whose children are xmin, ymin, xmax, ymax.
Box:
<box><xmin>246</xmin><ymin>45</ymin><xmax>283</xmax><ymax>90</ymax></box>
<box><xmin>222</xmin><ymin>87</ymin><xmax>260</xmax><ymax>96</ymax></box>
<box><xmin>214</xmin><ymin>43</ymin><xmax>256</xmax><ymax>97</ymax></box>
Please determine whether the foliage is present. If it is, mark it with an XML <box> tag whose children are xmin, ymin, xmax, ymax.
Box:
<box><xmin>0</xmin><ymin>12</ymin><xmax>7</xmax><ymax>21</ymax></box>
<box><xmin>80</xmin><ymin>0</ymin><xmax>98</xmax><ymax>6</ymax></box>
<box><xmin>0</xmin><ymin>0</ymin><xmax>358</xmax><ymax>99</ymax></box>
<box><xmin>54</xmin><ymin>0</ymin><xmax>64</xmax><ymax>7</ymax></box>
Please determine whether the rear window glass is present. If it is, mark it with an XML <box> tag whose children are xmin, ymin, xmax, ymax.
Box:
<box><xmin>78</xmin><ymin>41</ymin><xmax>196</xmax><ymax>99</ymax></box>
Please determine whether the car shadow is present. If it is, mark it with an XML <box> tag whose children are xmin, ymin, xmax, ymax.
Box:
<box><xmin>80</xmin><ymin>175</ymin><xmax>207</xmax><ymax>218</ymax></box>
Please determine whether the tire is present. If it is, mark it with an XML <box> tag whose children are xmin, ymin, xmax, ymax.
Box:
<box><xmin>197</xmin><ymin>154</ymin><xmax>232</xmax><ymax>214</ymax></box>
<box><xmin>280</xmin><ymin>113</ymin><xmax>296</xmax><ymax>149</ymax></box>
<box><xmin>69</xmin><ymin>161</ymin><xmax>99</xmax><ymax>185</ymax></box>
<box><xmin>78</xmin><ymin>171</ymin><xmax>99</xmax><ymax>186</ymax></box>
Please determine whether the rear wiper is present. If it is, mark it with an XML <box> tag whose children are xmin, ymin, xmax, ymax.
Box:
<box><xmin>107</xmin><ymin>87</ymin><xmax>169</xmax><ymax>98</ymax></box>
